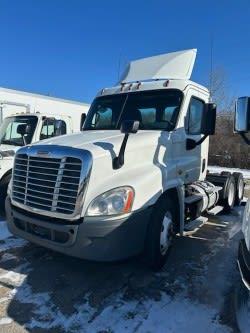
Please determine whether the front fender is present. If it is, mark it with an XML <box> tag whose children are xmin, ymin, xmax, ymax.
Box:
<box><xmin>81</xmin><ymin>154</ymin><xmax>183</xmax><ymax>216</ymax></box>
<box><xmin>0</xmin><ymin>159</ymin><xmax>13</xmax><ymax>182</ymax></box>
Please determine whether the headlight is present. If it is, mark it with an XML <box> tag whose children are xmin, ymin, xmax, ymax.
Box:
<box><xmin>0</xmin><ymin>150</ymin><xmax>15</xmax><ymax>159</ymax></box>
<box><xmin>242</xmin><ymin>199</ymin><xmax>250</xmax><ymax>251</ymax></box>
<box><xmin>86</xmin><ymin>186</ymin><xmax>134</xmax><ymax>217</ymax></box>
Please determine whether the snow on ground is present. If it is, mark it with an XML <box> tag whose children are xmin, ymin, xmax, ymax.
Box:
<box><xmin>208</xmin><ymin>166</ymin><xmax>250</xmax><ymax>179</ymax></box>
<box><xmin>0</xmin><ymin>217</ymin><xmax>235</xmax><ymax>333</ymax></box>
<box><xmin>1</xmin><ymin>280</ymin><xmax>232</xmax><ymax>333</ymax></box>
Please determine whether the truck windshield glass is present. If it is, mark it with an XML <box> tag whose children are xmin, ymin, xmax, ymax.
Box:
<box><xmin>0</xmin><ymin>116</ymin><xmax>38</xmax><ymax>146</ymax></box>
<box><xmin>84</xmin><ymin>89</ymin><xmax>183</xmax><ymax>131</ymax></box>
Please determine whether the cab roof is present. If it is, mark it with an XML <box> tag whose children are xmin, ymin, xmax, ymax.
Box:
<box><xmin>98</xmin><ymin>79</ymin><xmax>209</xmax><ymax>98</ymax></box>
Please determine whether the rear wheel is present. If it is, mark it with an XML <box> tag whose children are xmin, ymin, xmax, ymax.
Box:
<box><xmin>233</xmin><ymin>172</ymin><xmax>244</xmax><ymax>206</ymax></box>
<box><xmin>221</xmin><ymin>175</ymin><xmax>236</xmax><ymax>213</ymax></box>
<box><xmin>144</xmin><ymin>195</ymin><xmax>178</xmax><ymax>271</ymax></box>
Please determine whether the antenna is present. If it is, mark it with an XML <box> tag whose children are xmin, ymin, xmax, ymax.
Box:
<box><xmin>117</xmin><ymin>51</ymin><xmax>122</xmax><ymax>82</ymax></box>
<box><xmin>209</xmin><ymin>33</ymin><xmax>214</xmax><ymax>102</ymax></box>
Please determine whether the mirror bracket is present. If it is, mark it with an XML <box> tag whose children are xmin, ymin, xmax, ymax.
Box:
<box><xmin>186</xmin><ymin>135</ymin><xmax>208</xmax><ymax>151</ymax></box>
<box><xmin>113</xmin><ymin>120</ymin><xmax>139</xmax><ymax>169</ymax></box>
<box><xmin>113</xmin><ymin>133</ymin><xmax>129</xmax><ymax>169</ymax></box>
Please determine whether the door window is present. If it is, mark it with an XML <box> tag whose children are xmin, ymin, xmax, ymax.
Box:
<box><xmin>40</xmin><ymin>118</ymin><xmax>67</xmax><ymax>140</ymax></box>
<box><xmin>186</xmin><ymin>97</ymin><xmax>204</xmax><ymax>135</ymax></box>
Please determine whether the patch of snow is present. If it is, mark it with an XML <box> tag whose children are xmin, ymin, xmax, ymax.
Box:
<box><xmin>84</xmin><ymin>293</ymin><xmax>232</xmax><ymax>333</ymax></box>
<box><xmin>0</xmin><ymin>317</ymin><xmax>13</xmax><ymax>325</ymax></box>
<box><xmin>0</xmin><ymin>263</ymin><xmax>31</xmax><ymax>287</ymax></box>
<box><xmin>9</xmin><ymin>280</ymin><xmax>232</xmax><ymax>333</ymax></box>
<box><xmin>208</xmin><ymin>166</ymin><xmax>250</xmax><ymax>179</ymax></box>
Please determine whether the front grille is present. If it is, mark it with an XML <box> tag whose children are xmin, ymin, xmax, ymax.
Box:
<box><xmin>12</xmin><ymin>154</ymin><xmax>82</xmax><ymax>215</ymax></box>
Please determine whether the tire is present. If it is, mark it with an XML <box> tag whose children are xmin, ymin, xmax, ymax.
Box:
<box><xmin>0</xmin><ymin>173</ymin><xmax>12</xmax><ymax>209</ymax></box>
<box><xmin>233</xmin><ymin>172</ymin><xmax>244</xmax><ymax>206</ymax></box>
<box><xmin>235</xmin><ymin>282</ymin><xmax>250</xmax><ymax>333</ymax></box>
<box><xmin>221</xmin><ymin>175</ymin><xmax>236</xmax><ymax>213</ymax></box>
<box><xmin>144</xmin><ymin>195</ymin><xmax>178</xmax><ymax>271</ymax></box>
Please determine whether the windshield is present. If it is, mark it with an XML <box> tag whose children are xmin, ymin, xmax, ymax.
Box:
<box><xmin>84</xmin><ymin>89</ymin><xmax>183</xmax><ymax>131</ymax></box>
<box><xmin>0</xmin><ymin>116</ymin><xmax>38</xmax><ymax>146</ymax></box>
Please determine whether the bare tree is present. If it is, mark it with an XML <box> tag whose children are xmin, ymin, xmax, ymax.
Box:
<box><xmin>209</xmin><ymin>67</ymin><xmax>235</xmax><ymax>115</ymax></box>
<box><xmin>208</xmin><ymin>68</ymin><xmax>250</xmax><ymax>169</ymax></box>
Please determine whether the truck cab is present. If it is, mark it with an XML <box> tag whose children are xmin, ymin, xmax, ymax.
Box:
<box><xmin>0</xmin><ymin>113</ymin><xmax>74</xmax><ymax>202</ymax></box>
<box><xmin>6</xmin><ymin>49</ymin><xmax>239</xmax><ymax>270</ymax></box>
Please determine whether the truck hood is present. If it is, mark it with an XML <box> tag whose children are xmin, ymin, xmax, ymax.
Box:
<box><xmin>33</xmin><ymin>130</ymin><xmax>160</xmax><ymax>159</ymax></box>
<box><xmin>0</xmin><ymin>144</ymin><xmax>20</xmax><ymax>153</ymax></box>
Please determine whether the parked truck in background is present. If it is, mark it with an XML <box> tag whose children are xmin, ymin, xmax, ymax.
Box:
<box><xmin>0</xmin><ymin>87</ymin><xmax>89</xmax><ymax>201</ymax></box>
<box><xmin>234</xmin><ymin>97</ymin><xmax>250</xmax><ymax>290</ymax></box>
<box><xmin>5</xmin><ymin>49</ymin><xmax>245</xmax><ymax>270</ymax></box>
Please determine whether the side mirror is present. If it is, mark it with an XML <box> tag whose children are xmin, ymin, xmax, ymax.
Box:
<box><xmin>81</xmin><ymin>113</ymin><xmax>87</xmax><ymax>130</ymax></box>
<box><xmin>235</xmin><ymin>97</ymin><xmax>250</xmax><ymax>133</ymax></box>
<box><xmin>25</xmin><ymin>125</ymin><xmax>32</xmax><ymax>135</ymax></box>
<box><xmin>17</xmin><ymin>124</ymin><xmax>30</xmax><ymax>136</ymax></box>
<box><xmin>120</xmin><ymin>120</ymin><xmax>139</xmax><ymax>134</ymax></box>
<box><xmin>55</xmin><ymin>120</ymin><xmax>66</xmax><ymax>136</ymax></box>
<box><xmin>55</xmin><ymin>120</ymin><xmax>63</xmax><ymax>130</ymax></box>
<box><xmin>16</xmin><ymin>124</ymin><xmax>31</xmax><ymax>145</ymax></box>
<box><xmin>186</xmin><ymin>103</ymin><xmax>216</xmax><ymax>150</ymax></box>
<box><xmin>201</xmin><ymin>103</ymin><xmax>217</xmax><ymax>135</ymax></box>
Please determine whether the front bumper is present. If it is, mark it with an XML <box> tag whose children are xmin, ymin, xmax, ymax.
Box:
<box><xmin>6</xmin><ymin>196</ymin><xmax>152</xmax><ymax>261</ymax></box>
<box><xmin>238</xmin><ymin>238</ymin><xmax>250</xmax><ymax>290</ymax></box>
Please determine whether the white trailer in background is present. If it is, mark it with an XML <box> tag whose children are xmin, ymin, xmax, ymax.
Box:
<box><xmin>0</xmin><ymin>87</ymin><xmax>89</xmax><ymax>130</ymax></box>
<box><xmin>0</xmin><ymin>87</ymin><xmax>89</xmax><ymax>201</ymax></box>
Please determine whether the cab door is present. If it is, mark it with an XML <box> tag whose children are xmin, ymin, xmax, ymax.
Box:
<box><xmin>172</xmin><ymin>88</ymin><xmax>209</xmax><ymax>184</ymax></box>
<box><xmin>184</xmin><ymin>95</ymin><xmax>208</xmax><ymax>182</ymax></box>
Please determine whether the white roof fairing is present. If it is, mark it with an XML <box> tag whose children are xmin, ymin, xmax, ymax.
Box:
<box><xmin>120</xmin><ymin>49</ymin><xmax>197</xmax><ymax>83</ymax></box>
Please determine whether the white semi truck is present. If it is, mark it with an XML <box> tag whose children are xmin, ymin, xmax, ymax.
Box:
<box><xmin>0</xmin><ymin>87</ymin><xmax>89</xmax><ymax>201</ymax></box>
<box><xmin>5</xmin><ymin>49</ymin><xmax>245</xmax><ymax>270</ymax></box>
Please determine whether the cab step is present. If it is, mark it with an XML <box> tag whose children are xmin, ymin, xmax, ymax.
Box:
<box><xmin>207</xmin><ymin>205</ymin><xmax>224</xmax><ymax>215</ymax></box>
<box><xmin>184</xmin><ymin>216</ymin><xmax>208</xmax><ymax>232</ymax></box>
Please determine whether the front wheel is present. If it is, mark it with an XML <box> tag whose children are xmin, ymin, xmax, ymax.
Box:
<box><xmin>0</xmin><ymin>173</ymin><xmax>11</xmax><ymax>209</ymax></box>
<box><xmin>144</xmin><ymin>195</ymin><xmax>178</xmax><ymax>271</ymax></box>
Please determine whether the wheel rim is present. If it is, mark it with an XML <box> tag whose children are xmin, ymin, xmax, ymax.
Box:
<box><xmin>238</xmin><ymin>179</ymin><xmax>244</xmax><ymax>200</ymax></box>
<box><xmin>228</xmin><ymin>182</ymin><xmax>235</xmax><ymax>206</ymax></box>
<box><xmin>160</xmin><ymin>212</ymin><xmax>173</xmax><ymax>255</ymax></box>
